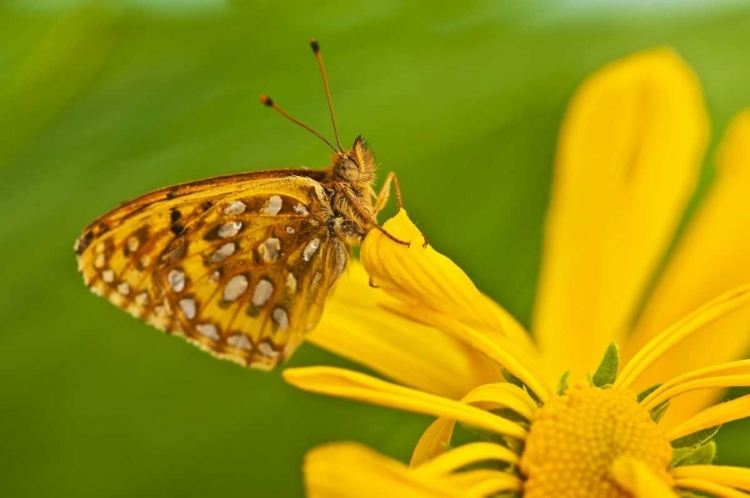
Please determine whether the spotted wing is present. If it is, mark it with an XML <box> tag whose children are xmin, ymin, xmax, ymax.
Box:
<box><xmin>75</xmin><ymin>170</ymin><xmax>348</xmax><ymax>370</ymax></box>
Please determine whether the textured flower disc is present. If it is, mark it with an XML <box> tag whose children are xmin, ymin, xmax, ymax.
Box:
<box><xmin>520</xmin><ymin>385</ymin><xmax>673</xmax><ymax>498</ymax></box>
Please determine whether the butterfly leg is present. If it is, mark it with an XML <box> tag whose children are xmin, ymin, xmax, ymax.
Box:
<box><xmin>375</xmin><ymin>172</ymin><xmax>429</xmax><ymax>248</ymax></box>
<box><xmin>341</xmin><ymin>188</ymin><xmax>411</xmax><ymax>247</ymax></box>
<box><xmin>374</xmin><ymin>171</ymin><xmax>404</xmax><ymax>214</ymax></box>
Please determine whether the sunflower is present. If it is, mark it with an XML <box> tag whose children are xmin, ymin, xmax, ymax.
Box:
<box><xmin>285</xmin><ymin>48</ymin><xmax>750</xmax><ymax>497</ymax></box>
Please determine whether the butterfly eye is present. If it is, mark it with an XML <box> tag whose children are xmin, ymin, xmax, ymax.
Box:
<box><xmin>334</xmin><ymin>157</ymin><xmax>360</xmax><ymax>182</ymax></box>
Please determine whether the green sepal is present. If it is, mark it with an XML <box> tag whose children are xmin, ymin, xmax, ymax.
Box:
<box><xmin>672</xmin><ymin>441</ymin><xmax>716</xmax><ymax>467</ymax></box>
<box><xmin>465</xmin><ymin>424</ymin><xmax>525</xmax><ymax>454</ymax></box>
<box><xmin>649</xmin><ymin>400</ymin><xmax>670</xmax><ymax>423</ymax></box>
<box><xmin>557</xmin><ymin>371</ymin><xmax>570</xmax><ymax>396</ymax></box>
<box><xmin>592</xmin><ymin>343</ymin><xmax>620</xmax><ymax>387</ymax></box>
<box><xmin>490</xmin><ymin>407</ymin><xmax>530</xmax><ymax>430</ymax></box>
<box><xmin>501</xmin><ymin>367</ymin><xmax>542</xmax><ymax>406</ymax></box>
<box><xmin>457</xmin><ymin>413</ymin><xmax>526</xmax><ymax>455</ymax></box>
<box><xmin>671</xmin><ymin>425</ymin><xmax>721</xmax><ymax>448</ymax></box>
<box><xmin>636</xmin><ymin>384</ymin><xmax>662</xmax><ymax>403</ymax></box>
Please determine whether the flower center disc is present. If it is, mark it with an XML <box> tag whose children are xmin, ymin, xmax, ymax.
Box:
<box><xmin>519</xmin><ymin>385</ymin><xmax>672</xmax><ymax>497</ymax></box>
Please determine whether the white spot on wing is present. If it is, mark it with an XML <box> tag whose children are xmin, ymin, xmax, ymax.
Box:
<box><xmin>167</xmin><ymin>269</ymin><xmax>185</xmax><ymax>292</ymax></box>
<box><xmin>210</xmin><ymin>271</ymin><xmax>221</xmax><ymax>283</ymax></box>
<box><xmin>210</xmin><ymin>242</ymin><xmax>236</xmax><ymax>263</ymax></box>
<box><xmin>259</xmin><ymin>238</ymin><xmax>281</xmax><ymax>263</ymax></box>
<box><xmin>303</xmin><ymin>238</ymin><xmax>320</xmax><ymax>261</ymax></box>
<box><xmin>127</xmin><ymin>237</ymin><xmax>139</xmax><ymax>252</ymax></box>
<box><xmin>135</xmin><ymin>292</ymin><xmax>149</xmax><ymax>305</ymax></box>
<box><xmin>294</xmin><ymin>203</ymin><xmax>309</xmax><ymax>216</ymax></box>
<box><xmin>224</xmin><ymin>200</ymin><xmax>246</xmax><ymax>215</ymax></box>
<box><xmin>223</xmin><ymin>275</ymin><xmax>249</xmax><ymax>301</ymax></box>
<box><xmin>217</xmin><ymin>221</ymin><xmax>242</xmax><ymax>238</ymax></box>
<box><xmin>117</xmin><ymin>282</ymin><xmax>130</xmax><ymax>296</ymax></box>
<box><xmin>252</xmin><ymin>279</ymin><xmax>274</xmax><ymax>307</ymax></box>
<box><xmin>179</xmin><ymin>298</ymin><xmax>196</xmax><ymax>319</ymax></box>
<box><xmin>140</xmin><ymin>255</ymin><xmax>152</xmax><ymax>268</ymax></box>
<box><xmin>227</xmin><ymin>334</ymin><xmax>252</xmax><ymax>351</ymax></box>
<box><xmin>285</xmin><ymin>226</ymin><xmax>295</xmax><ymax>234</ymax></box>
<box><xmin>272</xmin><ymin>307</ymin><xmax>289</xmax><ymax>331</ymax></box>
<box><xmin>258</xmin><ymin>340</ymin><xmax>279</xmax><ymax>358</ymax></box>
<box><xmin>264</xmin><ymin>195</ymin><xmax>282</xmax><ymax>215</ymax></box>
<box><xmin>196</xmin><ymin>323</ymin><xmax>220</xmax><ymax>341</ymax></box>
<box><xmin>102</xmin><ymin>270</ymin><xmax>114</xmax><ymax>283</ymax></box>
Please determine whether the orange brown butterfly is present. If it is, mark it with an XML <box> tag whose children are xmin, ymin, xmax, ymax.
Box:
<box><xmin>74</xmin><ymin>40</ymin><xmax>413</xmax><ymax>370</ymax></box>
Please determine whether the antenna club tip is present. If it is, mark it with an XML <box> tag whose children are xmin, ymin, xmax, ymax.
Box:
<box><xmin>310</xmin><ymin>39</ymin><xmax>320</xmax><ymax>53</ymax></box>
<box><xmin>260</xmin><ymin>94</ymin><xmax>273</xmax><ymax>106</ymax></box>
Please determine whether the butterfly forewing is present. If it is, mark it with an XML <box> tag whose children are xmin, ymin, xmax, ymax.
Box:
<box><xmin>75</xmin><ymin>171</ymin><xmax>350</xmax><ymax>369</ymax></box>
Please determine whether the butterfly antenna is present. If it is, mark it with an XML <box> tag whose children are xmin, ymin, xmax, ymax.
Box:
<box><xmin>260</xmin><ymin>94</ymin><xmax>338</xmax><ymax>153</ymax></box>
<box><xmin>310</xmin><ymin>39</ymin><xmax>343</xmax><ymax>152</ymax></box>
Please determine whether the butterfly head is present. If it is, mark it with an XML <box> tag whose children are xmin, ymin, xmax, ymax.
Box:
<box><xmin>333</xmin><ymin>135</ymin><xmax>375</xmax><ymax>183</ymax></box>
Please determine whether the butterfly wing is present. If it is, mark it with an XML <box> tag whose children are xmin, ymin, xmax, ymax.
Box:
<box><xmin>75</xmin><ymin>170</ymin><xmax>348</xmax><ymax>369</ymax></box>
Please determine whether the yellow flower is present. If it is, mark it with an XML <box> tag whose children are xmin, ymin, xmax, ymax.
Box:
<box><xmin>286</xmin><ymin>48</ymin><xmax>750</xmax><ymax>497</ymax></box>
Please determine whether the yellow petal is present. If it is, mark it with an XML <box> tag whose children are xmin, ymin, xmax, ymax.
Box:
<box><xmin>357</xmin><ymin>209</ymin><xmax>550</xmax><ymax>393</ymax></box>
<box><xmin>411</xmin><ymin>442</ymin><xmax>518</xmax><ymax>478</ymax></box>
<box><xmin>626</xmin><ymin>109</ymin><xmax>750</xmax><ymax>420</ymax></box>
<box><xmin>283</xmin><ymin>366</ymin><xmax>527</xmax><ymax>440</ymax></box>
<box><xmin>411</xmin><ymin>417</ymin><xmax>456</xmax><ymax>468</ymax></box>
<box><xmin>361</xmin><ymin>210</ymin><xmax>533</xmax><ymax>350</ymax></box>
<box><xmin>672</xmin><ymin>478</ymin><xmax>748</xmax><ymax>498</ymax></box>
<box><xmin>304</xmin><ymin>443</ymin><xmax>464</xmax><ymax>498</ymax></box>
<box><xmin>672</xmin><ymin>466</ymin><xmax>750</xmax><ymax>492</ymax></box>
<box><xmin>641</xmin><ymin>360</ymin><xmax>750</xmax><ymax>411</ymax></box>
<box><xmin>395</xmin><ymin>305</ymin><xmax>553</xmax><ymax>401</ymax></box>
<box><xmin>460</xmin><ymin>383</ymin><xmax>538</xmax><ymax>419</ymax></box>
<box><xmin>442</xmin><ymin>470</ymin><xmax>522</xmax><ymax>495</ymax></box>
<box><xmin>534</xmin><ymin>48</ymin><xmax>708</xmax><ymax>379</ymax></box>
<box><xmin>615</xmin><ymin>284</ymin><xmax>750</xmax><ymax>391</ymax></box>
<box><xmin>308</xmin><ymin>261</ymin><xmax>501</xmax><ymax>399</ymax></box>
<box><xmin>664</xmin><ymin>394</ymin><xmax>750</xmax><ymax>442</ymax></box>
<box><xmin>410</xmin><ymin>383</ymin><xmax>537</xmax><ymax>467</ymax></box>
<box><xmin>610</xmin><ymin>457</ymin><xmax>678</xmax><ymax>498</ymax></box>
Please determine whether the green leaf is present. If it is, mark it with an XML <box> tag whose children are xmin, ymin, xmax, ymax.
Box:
<box><xmin>636</xmin><ymin>384</ymin><xmax>662</xmax><ymax>403</ymax></box>
<box><xmin>490</xmin><ymin>407</ymin><xmax>530</xmax><ymax>430</ymax></box>
<box><xmin>501</xmin><ymin>367</ymin><xmax>542</xmax><ymax>406</ymax></box>
<box><xmin>671</xmin><ymin>426</ymin><xmax>722</xmax><ymax>449</ymax></box>
<box><xmin>649</xmin><ymin>400</ymin><xmax>670</xmax><ymax>423</ymax></box>
<box><xmin>463</xmin><ymin>423</ymin><xmax>525</xmax><ymax>454</ymax></box>
<box><xmin>672</xmin><ymin>441</ymin><xmax>717</xmax><ymax>467</ymax></box>
<box><xmin>592</xmin><ymin>343</ymin><xmax>620</xmax><ymax>387</ymax></box>
<box><xmin>557</xmin><ymin>371</ymin><xmax>570</xmax><ymax>395</ymax></box>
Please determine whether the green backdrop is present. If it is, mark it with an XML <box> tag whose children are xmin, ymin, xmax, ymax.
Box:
<box><xmin>2</xmin><ymin>1</ymin><xmax>750</xmax><ymax>496</ymax></box>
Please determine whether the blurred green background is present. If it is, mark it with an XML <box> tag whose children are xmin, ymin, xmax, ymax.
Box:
<box><xmin>2</xmin><ymin>0</ymin><xmax>750</xmax><ymax>496</ymax></box>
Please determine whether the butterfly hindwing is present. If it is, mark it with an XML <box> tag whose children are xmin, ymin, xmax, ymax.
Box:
<box><xmin>75</xmin><ymin>171</ymin><xmax>349</xmax><ymax>369</ymax></box>
<box><xmin>154</xmin><ymin>176</ymin><xmax>349</xmax><ymax>369</ymax></box>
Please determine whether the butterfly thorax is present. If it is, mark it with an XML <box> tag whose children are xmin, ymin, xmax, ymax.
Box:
<box><xmin>319</xmin><ymin>136</ymin><xmax>378</xmax><ymax>247</ymax></box>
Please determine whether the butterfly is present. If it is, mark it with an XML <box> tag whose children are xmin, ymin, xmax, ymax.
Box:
<box><xmin>74</xmin><ymin>40</ymin><xmax>411</xmax><ymax>370</ymax></box>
